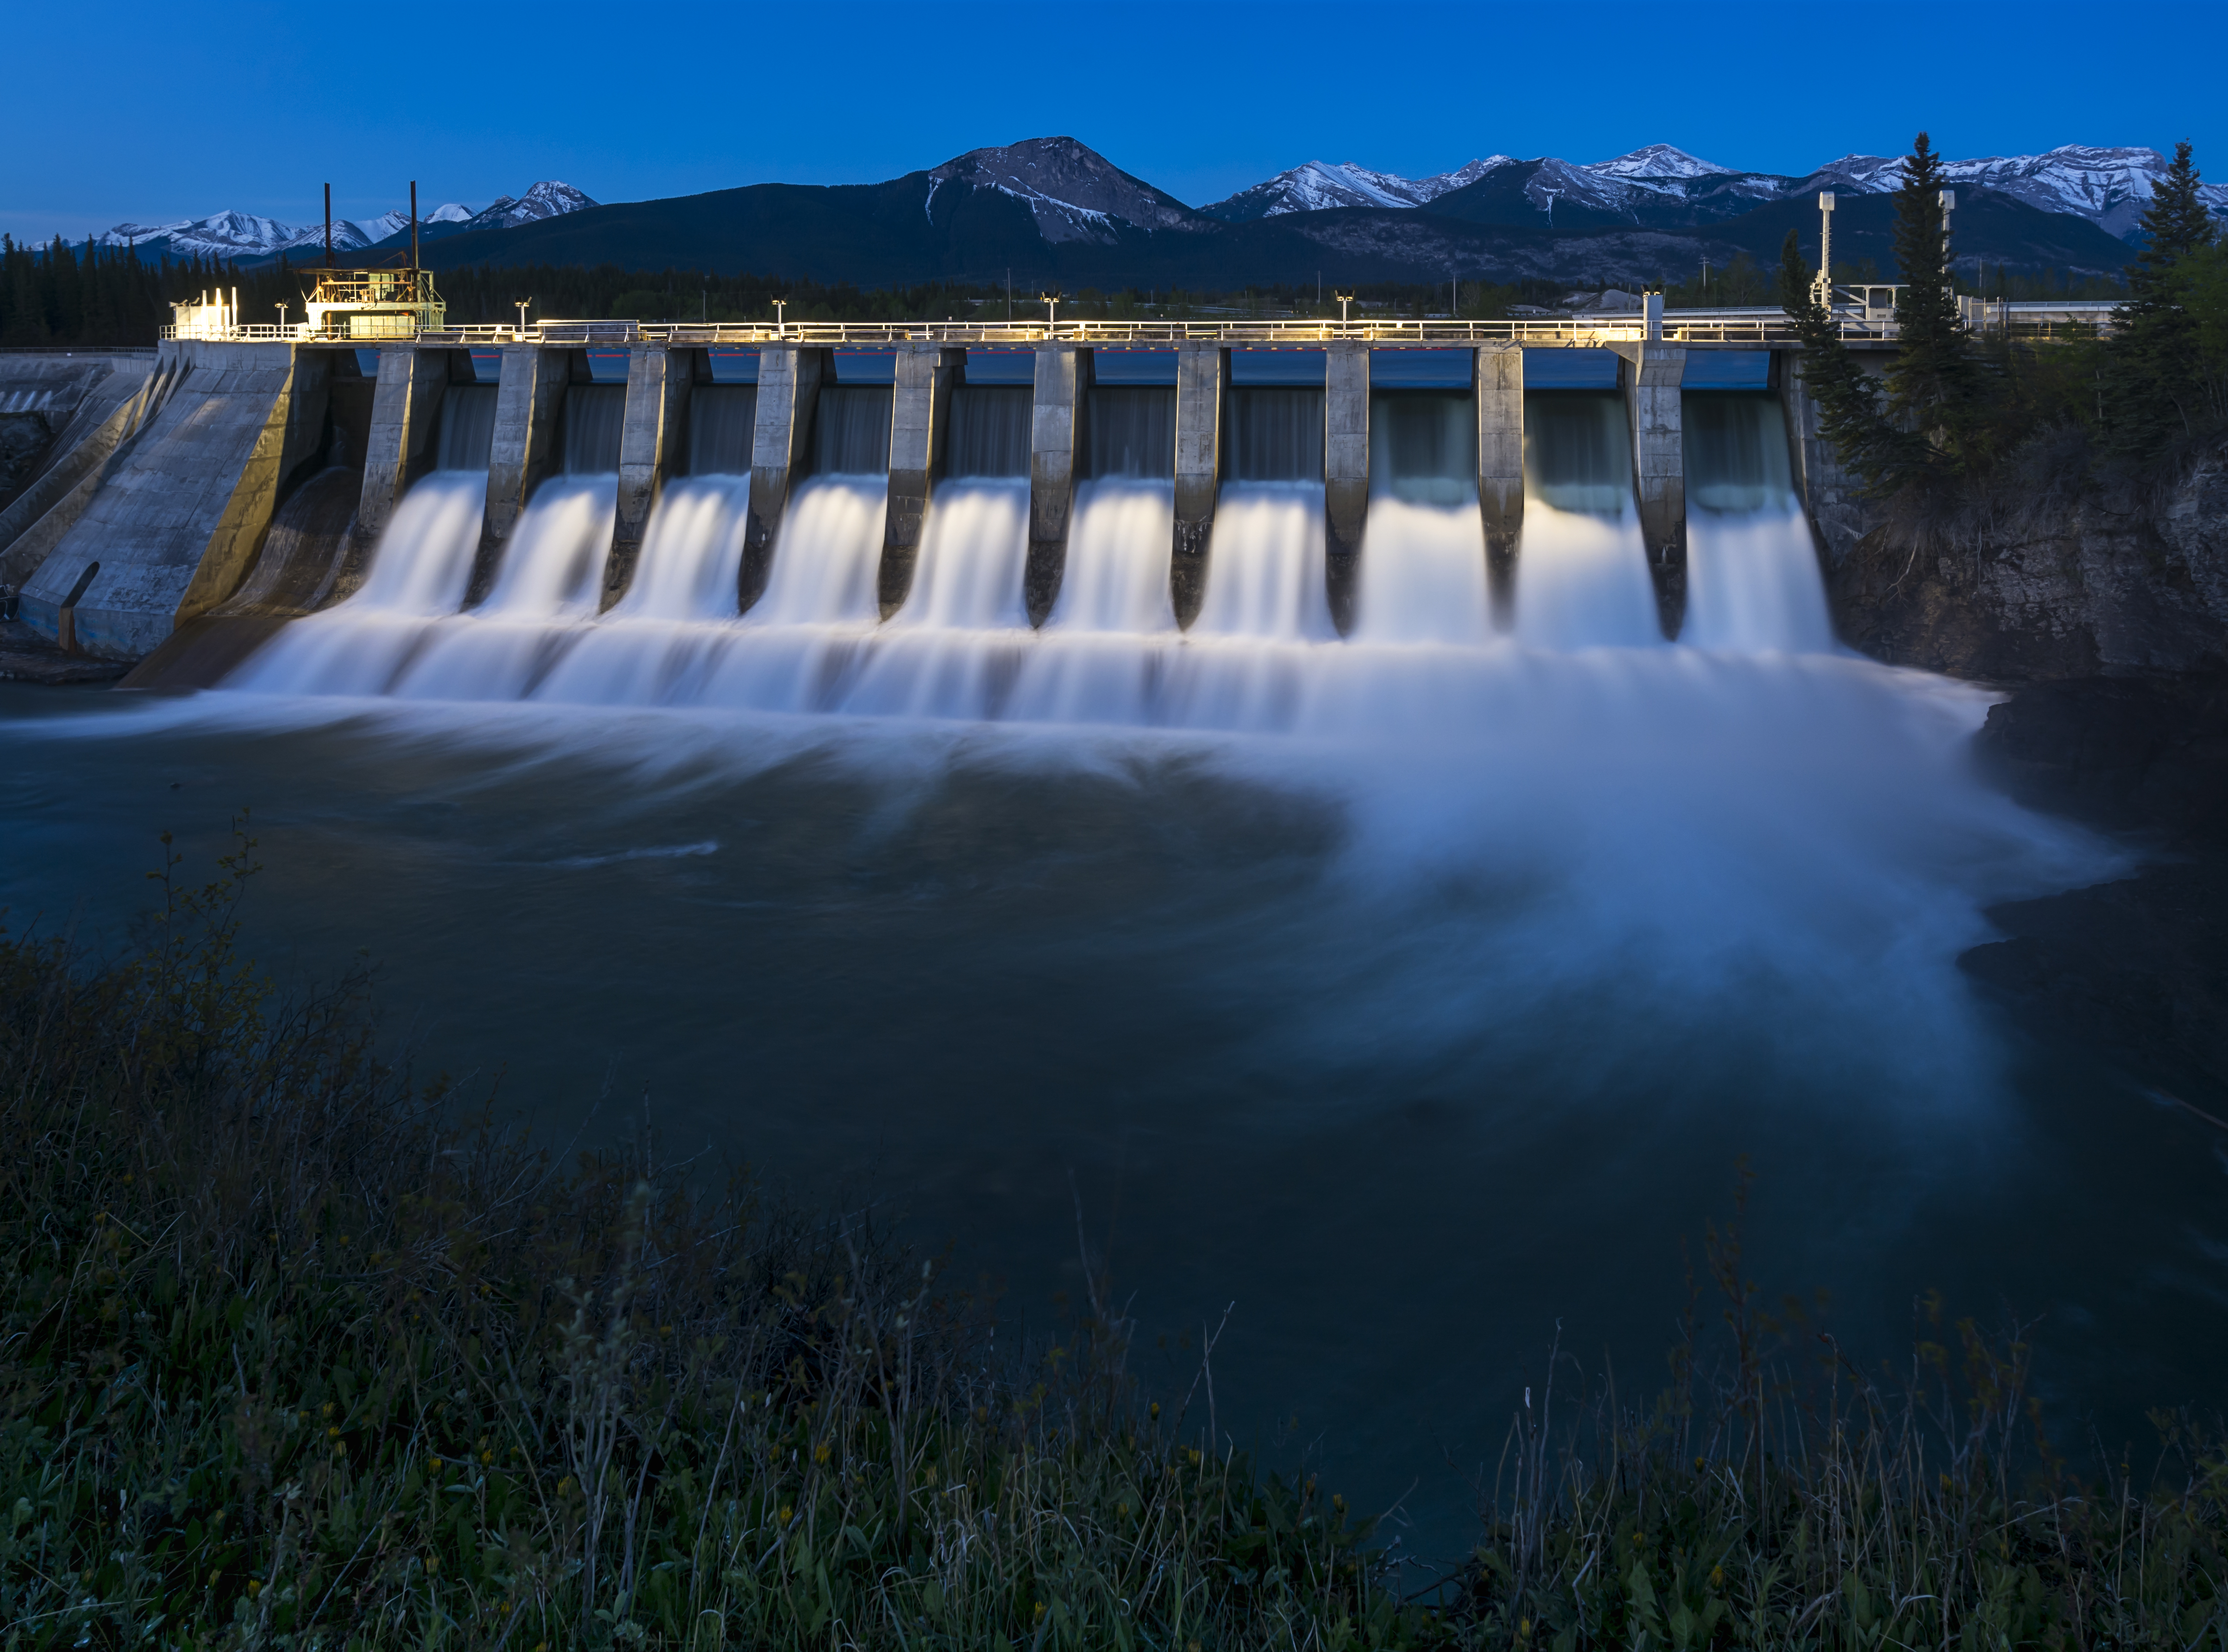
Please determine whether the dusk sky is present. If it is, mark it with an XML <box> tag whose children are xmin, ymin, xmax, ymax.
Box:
<box><xmin>10</xmin><ymin>0</ymin><xmax>2226</xmax><ymax>241</ymax></box>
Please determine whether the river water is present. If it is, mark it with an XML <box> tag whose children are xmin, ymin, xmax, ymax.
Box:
<box><xmin>4</xmin><ymin>426</ymin><xmax>2222</xmax><ymax>1556</ymax></box>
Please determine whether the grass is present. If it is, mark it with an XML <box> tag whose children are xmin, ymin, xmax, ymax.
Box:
<box><xmin>4</xmin><ymin>826</ymin><xmax>2227</xmax><ymax>1649</ymax></box>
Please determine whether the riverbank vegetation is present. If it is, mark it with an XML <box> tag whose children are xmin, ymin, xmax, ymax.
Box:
<box><xmin>6</xmin><ymin>834</ymin><xmax>2228</xmax><ymax>1648</ymax></box>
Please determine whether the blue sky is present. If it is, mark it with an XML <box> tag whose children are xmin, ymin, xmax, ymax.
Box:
<box><xmin>8</xmin><ymin>0</ymin><xmax>2225</xmax><ymax>242</ymax></box>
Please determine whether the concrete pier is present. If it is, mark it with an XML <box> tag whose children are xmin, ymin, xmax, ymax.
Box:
<box><xmin>1615</xmin><ymin>342</ymin><xmax>1688</xmax><ymax>638</ymax></box>
<box><xmin>18</xmin><ymin>340</ymin><xmax>327</xmax><ymax>657</ymax></box>
<box><xmin>471</xmin><ymin>345</ymin><xmax>568</xmax><ymax>606</ymax></box>
<box><xmin>355</xmin><ymin>347</ymin><xmax>448</xmax><ymax>551</ymax></box>
<box><xmin>1476</xmin><ymin>344</ymin><xmax>1524</xmax><ymax>629</ymax></box>
<box><xmin>0</xmin><ymin>354</ymin><xmax>164</xmax><ymax>596</ymax></box>
<box><xmin>1170</xmin><ymin>344</ymin><xmax>1224</xmax><ymax>629</ymax></box>
<box><xmin>606</xmin><ymin>344</ymin><xmax>691</xmax><ymax>610</ymax></box>
<box><xmin>1323</xmin><ymin>343</ymin><xmax>1369</xmax><ymax>635</ymax></box>
<box><xmin>880</xmin><ymin>343</ymin><xmax>963</xmax><ymax>618</ymax></box>
<box><xmin>1024</xmin><ymin>344</ymin><xmax>1089</xmax><ymax>627</ymax></box>
<box><xmin>740</xmin><ymin>345</ymin><xmax>823</xmax><ymax>613</ymax></box>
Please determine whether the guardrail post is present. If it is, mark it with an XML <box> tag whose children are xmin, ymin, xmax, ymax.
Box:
<box><xmin>1476</xmin><ymin>343</ymin><xmax>1524</xmax><ymax>630</ymax></box>
<box><xmin>740</xmin><ymin>344</ymin><xmax>824</xmax><ymax>614</ymax></box>
<box><xmin>605</xmin><ymin>344</ymin><xmax>691</xmax><ymax>611</ymax></box>
<box><xmin>1323</xmin><ymin>340</ymin><xmax>1369</xmax><ymax>636</ymax></box>
<box><xmin>1170</xmin><ymin>343</ymin><xmax>1224</xmax><ymax>630</ymax></box>
<box><xmin>880</xmin><ymin>342</ymin><xmax>964</xmax><ymax>619</ymax></box>
<box><xmin>471</xmin><ymin>343</ymin><xmax>568</xmax><ymax>606</ymax></box>
<box><xmin>1023</xmin><ymin>342</ymin><xmax>1089</xmax><ymax>627</ymax></box>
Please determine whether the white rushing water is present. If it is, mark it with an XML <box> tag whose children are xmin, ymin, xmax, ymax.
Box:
<box><xmin>217</xmin><ymin>397</ymin><xmax>1842</xmax><ymax>726</ymax></box>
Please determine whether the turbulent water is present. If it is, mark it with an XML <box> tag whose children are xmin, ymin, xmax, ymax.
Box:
<box><xmin>6</xmin><ymin>399</ymin><xmax>2218</xmax><ymax>1556</ymax></box>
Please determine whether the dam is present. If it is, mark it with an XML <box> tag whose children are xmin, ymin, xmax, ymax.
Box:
<box><xmin>0</xmin><ymin>292</ymin><xmax>1860</xmax><ymax>715</ymax></box>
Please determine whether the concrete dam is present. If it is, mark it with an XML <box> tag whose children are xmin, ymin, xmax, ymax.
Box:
<box><xmin>0</xmin><ymin>315</ymin><xmax>1854</xmax><ymax>720</ymax></box>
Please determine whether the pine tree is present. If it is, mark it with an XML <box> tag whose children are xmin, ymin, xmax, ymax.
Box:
<box><xmin>2105</xmin><ymin>140</ymin><xmax>2216</xmax><ymax>458</ymax></box>
<box><xmin>1882</xmin><ymin>132</ymin><xmax>1981</xmax><ymax>477</ymax></box>
<box><xmin>1777</xmin><ymin>228</ymin><xmax>1901</xmax><ymax>484</ymax></box>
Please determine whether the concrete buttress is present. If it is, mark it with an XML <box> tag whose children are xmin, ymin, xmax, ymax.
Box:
<box><xmin>1323</xmin><ymin>342</ymin><xmax>1369</xmax><ymax>635</ymax></box>
<box><xmin>1476</xmin><ymin>344</ymin><xmax>1524</xmax><ymax>628</ymax></box>
<box><xmin>606</xmin><ymin>345</ymin><xmax>692</xmax><ymax>610</ymax></box>
<box><xmin>472</xmin><ymin>345</ymin><xmax>568</xmax><ymax>606</ymax></box>
<box><xmin>1024</xmin><ymin>344</ymin><xmax>1089</xmax><ymax>626</ymax></box>
<box><xmin>1617</xmin><ymin>342</ymin><xmax>1688</xmax><ymax>638</ymax></box>
<box><xmin>741</xmin><ymin>345</ymin><xmax>824</xmax><ymax>613</ymax></box>
<box><xmin>19</xmin><ymin>340</ymin><xmax>328</xmax><ymax>658</ymax></box>
<box><xmin>1170</xmin><ymin>344</ymin><xmax>1223</xmax><ymax>630</ymax></box>
<box><xmin>880</xmin><ymin>343</ymin><xmax>963</xmax><ymax>618</ymax></box>
<box><xmin>355</xmin><ymin>346</ymin><xmax>447</xmax><ymax>548</ymax></box>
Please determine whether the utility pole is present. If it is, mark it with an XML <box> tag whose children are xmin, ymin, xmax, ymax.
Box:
<box><xmin>324</xmin><ymin>182</ymin><xmax>333</xmax><ymax>269</ymax></box>
<box><xmin>409</xmin><ymin>180</ymin><xmax>419</xmax><ymax>272</ymax></box>
<box><xmin>1814</xmin><ymin>191</ymin><xmax>1835</xmax><ymax>310</ymax></box>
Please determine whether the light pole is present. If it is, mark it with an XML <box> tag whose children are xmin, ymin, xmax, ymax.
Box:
<box><xmin>274</xmin><ymin>301</ymin><xmax>288</xmax><ymax>335</ymax></box>
<box><xmin>513</xmin><ymin>298</ymin><xmax>532</xmax><ymax>336</ymax></box>
<box><xmin>1039</xmin><ymin>291</ymin><xmax>1060</xmax><ymax>332</ymax></box>
<box><xmin>773</xmin><ymin>298</ymin><xmax>788</xmax><ymax>335</ymax></box>
<box><xmin>1334</xmin><ymin>290</ymin><xmax>1355</xmax><ymax>326</ymax></box>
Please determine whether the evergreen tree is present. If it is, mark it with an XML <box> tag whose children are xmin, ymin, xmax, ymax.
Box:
<box><xmin>2105</xmin><ymin>139</ymin><xmax>2216</xmax><ymax>457</ymax></box>
<box><xmin>1777</xmin><ymin>228</ymin><xmax>1900</xmax><ymax>484</ymax></box>
<box><xmin>1883</xmin><ymin>132</ymin><xmax>1982</xmax><ymax>477</ymax></box>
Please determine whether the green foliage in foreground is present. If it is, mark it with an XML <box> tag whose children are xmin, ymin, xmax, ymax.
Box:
<box><xmin>4</xmin><ymin>830</ymin><xmax>2228</xmax><ymax>1649</ymax></box>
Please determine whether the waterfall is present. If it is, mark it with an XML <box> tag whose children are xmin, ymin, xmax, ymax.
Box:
<box><xmin>563</xmin><ymin>387</ymin><xmax>626</xmax><ymax>474</ymax></box>
<box><xmin>688</xmin><ymin>386</ymin><xmax>757</xmax><ymax>475</ymax></box>
<box><xmin>750</xmin><ymin>477</ymin><xmax>888</xmax><ymax>625</ymax></box>
<box><xmin>1225</xmin><ymin>388</ymin><xmax>1325</xmax><ymax>482</ymax></box>
<box><xmin>890</xmin><ymin>480</ymin><xmax>1029</xmax><ymax>629</ymax></box>
<box><xmin>1192</xmin><ymin>482</ymin><xmax>1333</xmax><ymax>641</ymax></box>
<box><xmin>436</xmin><ymin>386</ymin><xmax>497</xmax><ymax>472</ymax></box>
<box><xmin>812</xmin><ymin>388</ymin><xmax>893</xmax><ymax>477</ymax></box>
<box><xmin>387</xmin><ymin>476</ymin><xmax>618</xmax><ymax>701</ymax></box>
<box><xmin>1051</xmin><ymin>480</ymin><xmax>1176</xmax><ymax>632</ymax></box>
<box><xmin>1356</xmin><ymin>393</ymin><xmax>1490</xmax><ymax>645</ymax></box>
<box><xmin>944</xmin><ymin>387</ymin><xmax>1031</xmax><ymax>477</ymax></box>
<box><xmin>1515</xmin><ymin>392</ymin><xmax>1660</xmax><ymax>650</ymax></box>
<box><xmin>225</xmin><ymin>471</ymin><xmax>488</xmax><ymax>696</ymax></box>
<box><xmin>531</xmin><ymin>476</ymin><xmax>748</xmax><ymax>706</ymax></box>
<box><xmin>1682</xmin><ymin>395</ymin><xmax>1834</xmax><ymax>653</ymax></box>
<box><xmin>1086</xmin><ymin>387</ymin><xmax>1175</xmax><ymax>479</ymax></box>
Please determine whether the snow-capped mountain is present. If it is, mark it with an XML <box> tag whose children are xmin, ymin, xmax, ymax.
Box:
<box><xmin>94</xmin><ymin>182</ymin><xmax>595</xmax><ymax>262</ymax></box>
<box><xmin>1201</xmin><ymin>157</ymin><xmax>1511</xmax><ymax>222</ymax></box>
<box><xmin>1810</xmin><ymin>146</ymin><xmax>2228</xmax><ymax>239</ymax></box>
<box><xmin>925</xmin><ymin>138</ymin><xmax>1201</xmax><ymax>243</ymax></box>
<box><xmin>1587</xmin><ymin>144</ymin><xmax>1735</xmax><ymax>183</ymax></box>
<box><xmin>1205</xmin><ymin>142</ymin><xmax>2225</xmax><ymax>241</ymax></box>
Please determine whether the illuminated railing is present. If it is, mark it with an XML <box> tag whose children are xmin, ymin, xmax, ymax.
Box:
<box><xmin>163</xmin><ymin>303</ymin><xmax>2121</xmax><ymax>348</ymax></box>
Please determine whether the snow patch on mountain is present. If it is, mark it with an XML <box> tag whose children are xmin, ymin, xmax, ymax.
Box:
<box><xmin>1202</xmin><ymin>157</ymin><xmax>1513</xmax><ymax>220</ymax></box>
<box><xmin>94</xmin><ymin>182</ymin><xmax>595</xmax><ymax>260</ymax></box>
<box><xmin>1588</xmin><ymin>144</ymin><xmax>1735</xmax><ymax>181</ymax></box>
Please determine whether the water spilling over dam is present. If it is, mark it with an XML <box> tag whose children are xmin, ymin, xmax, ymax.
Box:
<box><xmin>191</xmin><ymin>337</ymin><xmax>1841</xmax><ymax>724</ymax></box>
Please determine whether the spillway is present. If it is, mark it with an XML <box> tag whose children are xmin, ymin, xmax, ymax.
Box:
<box><xmin>212</xmin><ymin>348</ymin><xmax>1849</xmax><ymax>728</ymax></box>
<box><xmin>1514</xmin><ymin>390</ymin><xmax>1662</xmax><ymax>650</ymax></box>
<box><xmin>1681</xmin><ymin>393</ymin><xmax>1834</xmax><ymax>653</ymax></box>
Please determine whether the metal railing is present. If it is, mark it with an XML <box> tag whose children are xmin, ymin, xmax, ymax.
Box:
<box><xmin>163</xmin><ymin>301</ymin><xmax>2122</xmax><ymax>349</ymax></box>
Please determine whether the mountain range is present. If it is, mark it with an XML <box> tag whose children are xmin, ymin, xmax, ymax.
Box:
<box><xmin>96</xmin><ymin>182</ymin><xmax>597</xmax><ymax>263</ymax></box>
<box><xmin>95</xmin><ymin>139</ymin><xmax>2219</xmax><ymax>292</ymax></box>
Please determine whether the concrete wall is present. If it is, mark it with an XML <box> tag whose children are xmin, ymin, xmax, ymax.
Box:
<box><xmin>1615</xmin><ymin>342</ymin><xmax>1688</xmax><ymax>638</ymax></box>
<box><xmin>1476</xmin><ymin>344</ymin><xmax>1524</xmax><ymax>628</ymax></box>
<box><xmin>606</xmin><ymin>345</ymin><xmax>692</xmax><ymax>610</ymax></box>
<box><xmin>355</xmin><ymin>347</ymin><xmax>448</xmax><ymax>550</ymax></box>
<box><xmin>880</xmin><ymin>343</ymin><xmax>963</xmax><ymax>618</ymax></box>
<box><xmin>1024</xmin><ymin>344</ymin><xmax>1089</xmax><ymax>626</ymax></box>
<box><xmin>741</xmin><ymin>345</ymin><xmax>824</xmax><ymax>613</ymax></box>
<box><xmin>19</xmin><ymin>340</ymin><xmax>328</xmax><ymax>658</ymax></box>
<box><xmin>0</xmin><ymin>356</ymin><xmax>163</xmax><ymax>592</ymax></box>
<box><xmin>1171</xmin><ymin>344</ymin><xmax>1224</xmax><ymax>630</ymax></box>
<box><xmin>1323</xmin><ymin>342</ymin><xmax>1370</xmax><ymax>636</ymax></box>
<box><xmin>469</xmin><ymin>345</ymin><xmax>569</xmax><ymax>606</ymax></box>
